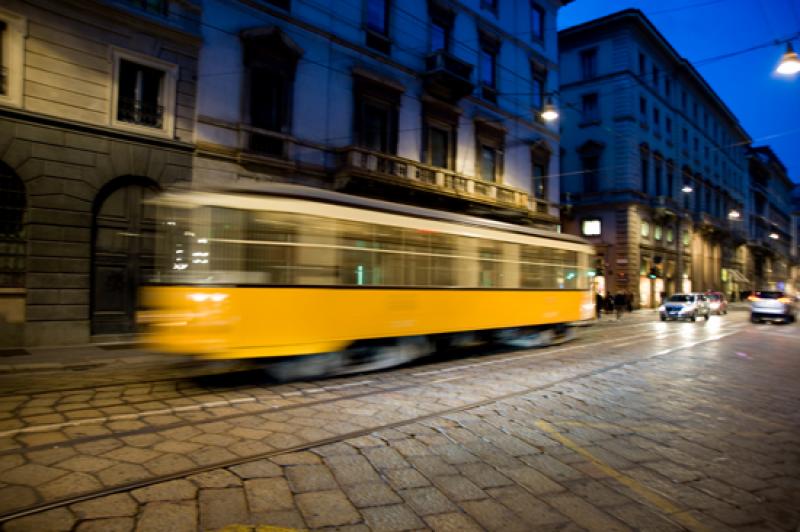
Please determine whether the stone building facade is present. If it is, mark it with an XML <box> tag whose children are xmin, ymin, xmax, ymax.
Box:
<box><xmin>193</xmin><ymin>0</ymin><xmax>569</xmax><ymax>226</ymax></box>
<box><xmin>746</xmin><ymin>146</ymin><xmax>793</xmax><ymax>291</ymax></box>
<box><xmin>558</xmin><ymin>9</ymin><xmax>751</xmax><ymax>307</ymax></box>
<box><xmin>0</xmin><ymin>0</ymin><xmax>200</xmax><ymax>346</ymax></box>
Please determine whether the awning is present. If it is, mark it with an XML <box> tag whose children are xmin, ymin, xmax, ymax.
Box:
<box><xmin>727</xmin><ymin>269</ymin><xmax>750</xmax><ymax>283</ymax></box>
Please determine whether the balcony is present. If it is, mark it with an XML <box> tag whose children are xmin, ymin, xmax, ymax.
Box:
<box><xmin>423</xmin><ymin>51</ymin><xmax>474</xmax><ymax>102</ymax></box>
<box><xmin>692</xmin><ymin>212</ymin><xmax>728</xmax><ymax>235</ymax></box>
<box><xmin>337</xmin><ymin>147</ymin><xmax>552</xmax><ymax>218</ymax></box>
<box><xmin>651</xmin><ymin>195</ymin><xmax>679</xmax><ymax>218</ymax></box>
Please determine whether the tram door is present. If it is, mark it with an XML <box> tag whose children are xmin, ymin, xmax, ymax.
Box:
<box><xmin>91</xmin><ymin>181</ymin><xmax>158</xmax><ymax>335</ymax></box>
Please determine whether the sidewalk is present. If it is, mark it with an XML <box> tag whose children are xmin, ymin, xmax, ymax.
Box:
<box><xmin>0</xmin><ymin>342</ymin><xmax>161</xmax><ymax>373</ymax></box>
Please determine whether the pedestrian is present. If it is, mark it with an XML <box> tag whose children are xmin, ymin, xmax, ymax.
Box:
<box><xmin>595</xmin><ymin>292</ymin><xmax>603</xmax><ymax>319</ymax></box>
<box><xmin>625</xmin><ymin>291</ymin><xmax>633</xmax><ymax>312</ymax></box>
<box><xmin>605</xmin><ymin>292</ymin><xmax>615</xmax><ymax>315</ymax></box>
<box><xmin>614</xmin><ymin>292</ymin><xmax>626</xmax><ymax>320</ymax></box>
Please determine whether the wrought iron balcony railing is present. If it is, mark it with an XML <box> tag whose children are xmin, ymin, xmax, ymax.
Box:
<box><xmin>338</xmin><ymin>147</ymin><xmax>552</xmax><ymax>216</ymax></box>
<box><xmin>117</xmin><ymin>97</ymin><xmax>164</xmax><ymax>128</ymax></box>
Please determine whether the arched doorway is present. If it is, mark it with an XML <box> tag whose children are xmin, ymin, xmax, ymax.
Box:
<box><xmin>0</xmin><ymin>162</ymin><xmax>27</xmax><ymax>346</ymax></box>
<box><xmin>91</xmin><ymin>177</ymin><xmax>159</xmax><ymax>335</ymax></box>
<box><xmin>0</xmin><ymin>162</ymin><xmax>26</xmax><ymax>289</ymax></box>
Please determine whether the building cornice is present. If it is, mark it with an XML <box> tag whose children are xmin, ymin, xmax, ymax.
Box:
<box><xmin>0</xmin><ymin>106</ymin><xmax>195</xmax><ymax>153</ymax></box>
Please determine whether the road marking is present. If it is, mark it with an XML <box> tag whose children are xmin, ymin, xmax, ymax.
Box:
<box><xmin>536</xmin><ymin>420</ymin><xmax>712</xmax><ymax>532</ymax></box>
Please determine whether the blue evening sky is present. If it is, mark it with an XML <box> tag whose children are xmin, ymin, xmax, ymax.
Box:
<box><xmin>558</xmin><ymin>0</ymin><xmax>800</xmax><ymax>183</ymax></box>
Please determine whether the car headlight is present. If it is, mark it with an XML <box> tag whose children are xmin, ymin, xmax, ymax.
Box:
<box><xmin>658</xmin><ymin>305</ymin><xmax>665</xmax><ymax>312</ymax></box>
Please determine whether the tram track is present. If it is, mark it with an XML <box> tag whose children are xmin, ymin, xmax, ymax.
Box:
<box><xmin>0</xmin><ymin>320</ymin><xmax>660</xmax><ymax>403</ymax></box>
<box><xmin>0</xmin><ymin>325</ymin><xmax>745</xmax><ymax>522</ymax></box>
<box><xmin>0</xmin><ymin>321</ymin><xmax>703</xmax><ymax>452</ymax></box>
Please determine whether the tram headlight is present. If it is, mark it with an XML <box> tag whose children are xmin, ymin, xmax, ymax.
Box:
<box><xmin>188</xmin><ymin>293</ymin><xmax>228</xmax><ymax>303</ymax></box>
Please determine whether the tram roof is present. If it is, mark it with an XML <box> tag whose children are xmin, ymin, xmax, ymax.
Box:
<box><xmin>157</xmin><ymin>182</ymin><xmax>591</xmax><ymax>247</ymax></box>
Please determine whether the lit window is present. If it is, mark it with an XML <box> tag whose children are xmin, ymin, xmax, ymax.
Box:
<box><xmin>667</xmin><ymin>228</ymin><xmax>674</xmax><ymax>242</ymax></box>
<box><xmin>654</xmin><ymin>225</ymin><xmax>662</xmax><ymax>240</ymax></box>
<box><xmin>641</xmin><ymin>220</ymin><xmax>650</xmax><ymax>237</ymax></box>
<box><xmin>581</xmin><ymin>219</ymin><xmax>601</xmax><ymax>236</ymax></box>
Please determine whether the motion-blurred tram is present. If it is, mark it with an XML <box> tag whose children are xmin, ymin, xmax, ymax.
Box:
<box><xmin>139</xmin><ymin>184</ymin><xmax>595</xmax><ymax>377</ymax></box>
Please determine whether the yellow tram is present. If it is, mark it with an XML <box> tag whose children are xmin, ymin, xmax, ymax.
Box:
<box><xmin>139</xmin><ymin>184</ymin><xmax>595</xmax><ymax>375</ymax></box>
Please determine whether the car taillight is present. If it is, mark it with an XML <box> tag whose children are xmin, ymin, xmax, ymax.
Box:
<box><xmin>748</xmin><ymin>295</ymin><xmax>759</xmax><ymax>302</ymax></box>
<box><xmin>778</xmin><ymin>297</ymin><xmax>792</xmax><ymax>304</ymax></box>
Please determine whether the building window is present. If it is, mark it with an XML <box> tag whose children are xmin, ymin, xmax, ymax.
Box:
<box><xmin>654</xmin><ymin>155</ymin><xmax>663</xmax><ymax>195</ymax></box>
<box><xmin>365</xmin><ymin>0</ymin><xmax>391</xmax><ymax>53</ymax></box>
<box><xmin>652</xmin><ymin>65</ymin><xmax>659</xmax><ymax>88</ymax></box>
<box><xmin>354</xmin><ymin>76</ymin><xmax>401</xmax><ymax>155</ymax></box>
<box><xmin>479</xmin><ymin>34</ymin><xmax>499</xmax><ymax>102</ymax></box>
<box><xmin>653</xmin><ymin>107</ymin><xmax>660</xmax><ymax>128</ymax></box>
<box><xmin>132</xmin><ymin>0</ymin><xmax>168</xmax><ymax>15</ymax></box>
<box><xmin>117</xmin><ymin>59</ymin><xmax>166</xmax><ymax>128</ymax></box>
<box><xmin>429</xmin><ymin>3</ymin><xmax>453</xmax><ymax>52</ymax></box>
<box><xmin>0</xmin><ymin>11</ymin><xmax>26</xmax><ymax>108</ymax></box>
<box><xmin>640</xmin><ymin>147</ymin><xmax>649</xmax><ymax>194</ymax></box>
<box><xmin>531</xmin><ymin>61</ymin><xmax>546</xmax><ymax>113</ymax></box>
<box><xmin>681</xmin><ymin>90</ymin><xmax>687</xmax><ymax>111</ymax></box>
<box><xmin>666</xmin><ymin>228</ymin><xmax>674</xmax><ymax>243</ymax></box>
<box><xmin>530</xmin><ymin>3</ymin><xmax>544</xmax><ymax>42</ymax></box>
<box><xmin>581</xmin><ymin>219</ymin><xmax>601</xmax><ymax>236</ymax></box>
<box><xmin>581</xmin><ymin>93</ymin><xmax>599</xmax><ymax>123</ymax></box>
<box><xmin>263</xmin><ymin>0</ymin><xmax>291</xmax><ymax>10</ymax></box>
<box><xmin>531</xmin><ymin>142</ymin><xmax>550</xmax><ymax>203</ymax></box>
<box><xmin>479</xmin><ymin>146</ymin><xmax>499</xmax><ymax>182</ymax></box>
<box><xmin>666</xmin><ymin>161</ymin><xmax>674</xmax><ymax>197</ymax></box>
<box><xmin>475</xmin><ymin>121</ymin><xmax>504</xmax><ymax>183</ymax></box>
<box><xmin>654</xmin><ymin>225</ymin><xmax>662</xmax><ymax>241</ymax></box>
<box><xmin>242</xmin><ymin>29</ymin><xmax>301</xmax><ymax>156</ymax></box>
<box><xmin>693</xmin><ymin>137</ymin><xmax>699</xmax><ymax>153</ymax></box>
<box><xmin>639</xmin><ymin>52</ymin><xmax>646</xmax><ymax>77</ymax></box>
<box><xmin>639</xmin><ymin>97</ymin><xmax>647</xmax><ymax>121</ymax></box>
<box><xmin>422</xmin><ymin>104</ymin><xmax>456</xmax><ymax>170</ymax></box>
<box><xmin>666</xmin><ymin>117</ymin><xmax>672</xmax><ymax>134</ymax></box>
<box><xmin>481</xmin><ymin>0</ymin><xmax>498</xmax><ymax>14</ymax></box>
<box><xmin>682</xmin><ymin>128</ymin><xmax>688</xmax><ymax>146</ymax></box>
<box><xmin>641</xmin><ymin>220</ymin><xmax>650</xmax><ymax>238</ymax></box>
<box><xmin>430</xmin><ymin>19</ymin><xmax>448</xmax><ymax>52</ymax></box>
<box><xmin>682</xmin><ymin>230</ymin><xmax>690</xmax><ymax>246</ymax></box>
<box><xmin>580</xmin><ymin>48</ymin><xmax>597</xmax><ymax>80</ymax></box>
<box><xmin>581</xmin><ymin>155</ymin><xmax>599</xmax><ymax>193</ymax></box>
<box><xmin>112</xmin><ymin>50</ymin><xmax>177</xmax><ymax>135</ymax></box>
<box><xmin>578</xmin><ymin>140</ymin><xmax>603</xmax><ymax>195</ymax></box>
<box><xmin>665</xmin><ymin>77</ymin><xmax>671</xmax><ymax>98</ymax></box>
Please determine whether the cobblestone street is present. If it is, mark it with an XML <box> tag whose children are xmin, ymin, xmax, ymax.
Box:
<box><xmin>0</xmin><ymin>311</ymin><xmax>798</xmax><ymax>531</ymax></box>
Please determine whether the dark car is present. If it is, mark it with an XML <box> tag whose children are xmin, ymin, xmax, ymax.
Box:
<box><xmin>749</xmin><ymin>291</ymin><xmax>796</xmax><ymax>323</ymax></box>
<box><xmin>705</xmin><ymin>291</ymin><xmax>728</xmax><ymax>315</ymax></box>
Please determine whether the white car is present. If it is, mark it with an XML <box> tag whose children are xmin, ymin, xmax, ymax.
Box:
<box><xmin>659</xmin><ymin>293</ymin><xmax>711</xmax><ymax>322</ymax></box>
<box><xmin>750</xmin><ymin>291</ymin><xmax>796</xmax><ymax>323</ymax></box>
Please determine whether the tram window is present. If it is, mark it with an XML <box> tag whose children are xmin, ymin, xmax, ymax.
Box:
<box><xmin>430</xmin><ymin>233</ymin><xmax>457</xmax><ymax>286</ymax></box>
<box><xmin>339</xmin><ymin>220</ymin><xmax>384</xmax><ymax>286</ymax></box>
<box><xmin>478</xmin><ymin>243</ymin><xmax>501</xmax><ymax>287</ymax></box>
<box><xmin>291</xmin><ymin>213</ymin><xmax>338</xmax><ymax>285</ymax></box>
<box><xmin>403</xmin><ymin>228</ymin><xmax>432</xmax><ymax>286</ymax></box>
<box><xmin>246</xmin><ymin>211</ymin><xmax>296</xmax><ymax>285</ymax></box>
<box><xmin>520</xmin><ymin>245</ymin><xmax>545</xmax><ymax>288</ymax></box>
